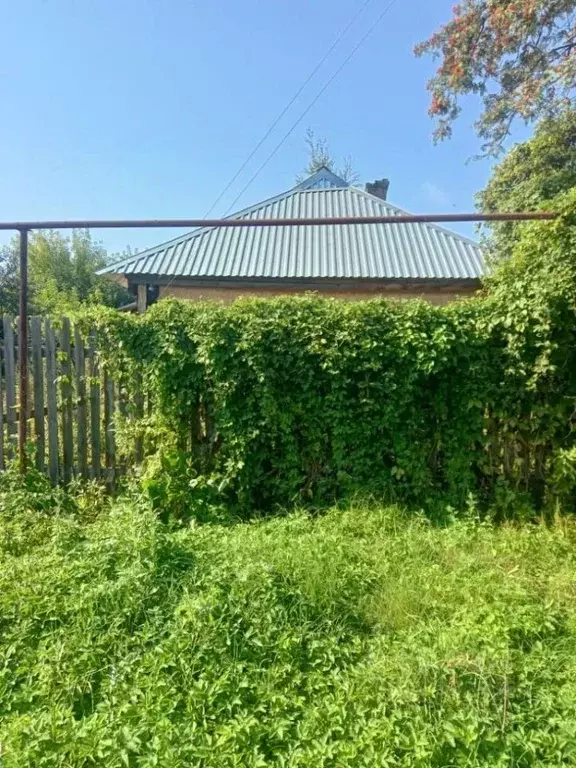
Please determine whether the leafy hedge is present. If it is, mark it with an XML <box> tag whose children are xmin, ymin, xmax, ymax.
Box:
<box><xmin>88</xmin><ymin>193</ymin><xmax>576</xmax><ymax>515</ymax></box>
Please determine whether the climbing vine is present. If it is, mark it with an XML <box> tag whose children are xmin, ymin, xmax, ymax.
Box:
<box><xmin>83</xmin><ymin>192</ymin><xmax>576</xmax><ymax>516</ymax></box>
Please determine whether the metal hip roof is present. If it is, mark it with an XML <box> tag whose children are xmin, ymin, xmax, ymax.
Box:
<box><xmin>101</xmin><ymin>182</ymin><xmax>484</xmax><ymax>283</ymax></box>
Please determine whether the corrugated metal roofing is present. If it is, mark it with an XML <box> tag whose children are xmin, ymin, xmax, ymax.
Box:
<box><xmin>101</xmin><ymin>170</ymin><xmax>484</xmax><ymax>282</ymax></box>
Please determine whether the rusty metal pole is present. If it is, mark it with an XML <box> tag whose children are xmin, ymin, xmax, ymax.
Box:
<box><xmin>18</xmin><ymin>228</ymin><xmax>28</xmax><ymax>473</ymax></box>
<box><xmin>0</xmin><ymin>211</ymin><xmax>560</xmax><ymax>232</ymax></box>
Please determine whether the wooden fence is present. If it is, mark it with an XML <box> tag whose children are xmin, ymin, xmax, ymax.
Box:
<box><xmin>0</xmin><ymin>315</ymin><xmax>144</xmax><ymax>485</ymax></box>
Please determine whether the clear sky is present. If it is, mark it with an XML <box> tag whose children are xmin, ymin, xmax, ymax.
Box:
<box><xmin>0</xmin><ymin>0</ymin><xmax>529</xmax><ymax>256</ymax></box>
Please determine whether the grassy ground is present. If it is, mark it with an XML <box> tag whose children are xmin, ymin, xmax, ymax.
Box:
<box><xmin>1</xmin><ymin>488</ymin><xmax>576</xmax><ymax>766</ymax></box>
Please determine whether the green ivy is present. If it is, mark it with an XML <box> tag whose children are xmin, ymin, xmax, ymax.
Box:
<box><xmin>83</xmin><ymin>192</ymin><xmax>576</xmax><ymax>516</ymax></box>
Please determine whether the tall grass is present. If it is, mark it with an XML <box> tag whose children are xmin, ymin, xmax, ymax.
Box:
<box><xmin>1</xmin><ymin>486</ymin><xmax>576</xmax><ymax>766</ymax></box>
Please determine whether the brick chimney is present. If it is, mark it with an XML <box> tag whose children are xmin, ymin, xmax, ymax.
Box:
<box><xmin>365</xmin><ymin>178</ymin><xmax>390</xmax><ymax>201</ymax></box>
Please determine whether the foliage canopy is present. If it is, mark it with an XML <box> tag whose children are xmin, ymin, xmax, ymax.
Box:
<box><xmin>416</xmin><ymin>0</ymin><xmax>576</xmax><ymax>154</ymax></box>
<box><xmin>0</xmin><ymin>229</ymin><xmax>130</xmax><ymax>316</ymax></box>
<box><xmin>477</xmin><ymin>111</ymin><xmax>576</xmax><ymax>255</ymax></box>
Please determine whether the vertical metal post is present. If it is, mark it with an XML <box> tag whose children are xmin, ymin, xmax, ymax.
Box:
<box><xmin>136</xmin><ymin>283</ymin><xmax>148</xmax><ymax>313</ymax></box>
<box><xmin>18</xmin><ymin>228</ymin><xmax>28</xmax><ymax>473</ymax></box>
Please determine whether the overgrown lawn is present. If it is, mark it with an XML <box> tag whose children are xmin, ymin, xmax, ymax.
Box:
<box><xmin>1</xmin><ymin>495</ymin><xmax>576</xmax><ymax>766</ymax></box>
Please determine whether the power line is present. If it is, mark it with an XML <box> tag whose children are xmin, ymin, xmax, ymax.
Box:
<box><xmin>223</xmin><ymin>0</ymin><xmax>401</xmax><ymax>216</ymax></box>
<box><xmin>160</xmin><ymin>0</ymin><xmax>401</xmax><ymax>298</ymax></box>
<box><xmin>204</xmin><ymin>0</ymin><xmax>378</xmax><ymax>218</ymax></box>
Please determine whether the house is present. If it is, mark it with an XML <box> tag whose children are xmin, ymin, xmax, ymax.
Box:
<box><xmin>100</xmin><ymin>167</ymin><xmax>483</xmax><ymax>309</ymax></box>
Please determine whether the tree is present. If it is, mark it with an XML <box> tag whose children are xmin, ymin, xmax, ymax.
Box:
<box><xmin>415</xmin><ymin>0</ymin><xmax>576</xmax><ymax>154</ymax></box>
<box><xmin>477</xmin><ymin>111</ymin><xmax>576</xmax><ymax>255</ymax></box>
<box><xmin>0</xmin><ymin>229</ymin><xmax>131</xmax><ymax>316</ymax></box>
<box><xmin>297</xmin><ymin>129</ymin><xmax>360</xmax><ymax>184</ymax></box>
<box><xmin>0</xmin><ymin>243</ymin><xmax>20</xmax><ymax>316</ymax></box>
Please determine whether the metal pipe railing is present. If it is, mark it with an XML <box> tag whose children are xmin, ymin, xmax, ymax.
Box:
<box><xmin>0</xmin><ymin>211</ymin><xmax>558</xmax><ymax>232</ymax></box>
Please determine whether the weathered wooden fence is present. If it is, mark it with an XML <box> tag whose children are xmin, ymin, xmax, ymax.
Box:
<box><xmin>0</xmin><ymin>315</ymin><xmax>145</xmax><ymax>485</ymax></box>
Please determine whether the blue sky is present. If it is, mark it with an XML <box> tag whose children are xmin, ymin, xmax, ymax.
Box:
<box><xmin>0</xmin><ymin>0</ymin><xmax>529</xmax><ymax>255</ymax></box>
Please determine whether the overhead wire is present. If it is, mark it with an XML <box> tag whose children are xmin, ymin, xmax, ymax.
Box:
<box><xmin>204</xmin><ymin>0</ymin><xmax>378</xmax><ymax>218</ymax></box>
<box><xmin>223</xmin><ymin>0</ymin><xmax>401</xmax><ymax>215</ymax></box>
<box><xmin>159</xmin><ymin>0</ymin><xmax>401</xmax><ymax>298</ymax></box>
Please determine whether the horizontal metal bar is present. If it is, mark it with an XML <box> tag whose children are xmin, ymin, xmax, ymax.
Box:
<box><xmin>0</xmin><ymin>211</ymin><xmax>558</xmax><ymax>232</ymax></box>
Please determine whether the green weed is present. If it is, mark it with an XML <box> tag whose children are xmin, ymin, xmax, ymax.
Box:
<box><xmin>1</xmin><ymin>490</ymin><xmax>576</xmax><ymax>766</ymax></box>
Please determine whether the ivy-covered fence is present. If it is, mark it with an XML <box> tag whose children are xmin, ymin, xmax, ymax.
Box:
<box><xmin>0</xmin><ymin>315</ymin><xmax>146</xmax><ymax>486</ymax></box>
<box><xmin>84</xmin><ymin>197</ymin><xmax>576</xmax><ymax>516</ymax></box>
<box><xmin>5</xmin><ymin>201</ymin><xmax>575</xmax><ymax>516</ymax></box>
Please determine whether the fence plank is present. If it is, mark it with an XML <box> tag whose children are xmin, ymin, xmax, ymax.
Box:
<box><xmin>134</xmin><ymin>371</ymin><xmax>144</xmax><ymax>464</ymax></box>
<box><xmin>0</xmin><ymin>358</ymin><xmax>4</xmax><ymax>471</ymax></box>
<box><xmin>89</xmin><ymin>335</ymin><xmax>101</xmax><ymax>479</ymax></box>
<box><xmin>74</xmin><ymin>326</ymin><xmax>88</xmax><ymax>478</ymax></box>
<box><xmin>117</xmin><ymin>379</ymin><xmax>126</xmax><ymax>473</ymax></box>
<box><xmin>119</xmin><ymin>380</ymin><xmax>127</xmax><ymax>418</ymax></box>
<box><xmin>31</xmin><ymin>317</ymin><xmax>45</xmax><ymax>472</ymax></box>
<box><xmin>60</xmin><ymin>318</ymin><xmax>74</xmax><ymax>484</ymax></box>
<box><xmin>3</xmin><ymin>316</ymin><xmax>16</xmax><ymax>457</ymax></box>
<box><xmin>45</xmin><ymin>319</ymin><xmax>59</xmax><ymax>484</ymax></box>
<box><xmin>20</xmin><ymin>320</ymin><xmax>32</xmax><ymax>425</ymax></box>
<box><xmin>104</xmin><ymin>370</ymin><xmax>116</xmax><ymax>490</ymax></box>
